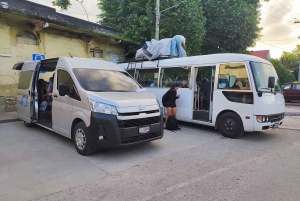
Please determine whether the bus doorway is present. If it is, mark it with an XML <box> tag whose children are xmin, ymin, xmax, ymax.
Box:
<box><xmin>193</xmin><ymin>66</ymin><xmax>215</xmax><ymax>122</ymax></box>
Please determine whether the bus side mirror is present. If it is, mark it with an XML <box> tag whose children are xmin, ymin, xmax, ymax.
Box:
<box><xmin>59</xmin><ymin>83</ymin><xmax>69</xmax><ymax>96</ymax></box>
<box><xmin>268</xmin><ymin>76</ymin><xmax>275</xmax><ymax>89</ymax></box>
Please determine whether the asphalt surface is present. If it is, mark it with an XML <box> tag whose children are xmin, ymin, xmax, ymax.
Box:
<box><xmin>1</xmin><ymin>121</ymin><xmax>300</xmax><ymax>201</ymax></box>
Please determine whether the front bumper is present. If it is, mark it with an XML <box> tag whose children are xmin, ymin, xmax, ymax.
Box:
<box><xmin>253</xmin><ymin>113</ymin><xmax>284</xmax><ymax>131</ymax></box>
<box><xmin>87</xmin><ymin>112</ymin><xmax>164</xmax><ymax>148</ymax></box>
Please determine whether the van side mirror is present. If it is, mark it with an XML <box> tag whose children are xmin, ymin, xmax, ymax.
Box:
<box><xmin>59</xmin><ymin>83</ymin><xmax>69</xmax><ymax>96</ymax></box>
<box><xmin>268</xmin><ymin>76</ymin><xmax>275</xmax><ymax>89</ymax></box>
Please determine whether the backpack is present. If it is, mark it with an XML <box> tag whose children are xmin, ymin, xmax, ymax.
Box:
<box><xmin>166</xmin><ymin>116</ymin><xmax>179</xmax><ymax>131</ymax></box>
<box><xmin>162</xmin><ymin>91</ymin><xmax>168</xmax><ymax>107</ymax></box>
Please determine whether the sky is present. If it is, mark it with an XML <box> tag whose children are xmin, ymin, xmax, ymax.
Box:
<box><xmin>28</xmin><ymin>0</ymin><xmax>300</xmax><ymax>58</ymax></box>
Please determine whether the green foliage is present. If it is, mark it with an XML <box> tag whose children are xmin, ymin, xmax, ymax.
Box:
<box><xmin>201</xmin><ymin>0</ymin><xmax>262</xmax><ymax>54</ymax></box>
<box><xmin>99</xmin><ymin>0</ymin><xmax>206</xmax><ymax>56</ymax></box>
<box><xmin>280</xmin><ymin>45</ymin><xmax>300</xmax><ymax>80</ymax></box>
<box><xmin>270</xmin><ymin>59</ymin><xmax>296</xmax><ymax>84</ymax></box>
<box><xmin>52</xmin><ymin>0</ymin><xmax>71</xmax><ymax>10</ymax></box>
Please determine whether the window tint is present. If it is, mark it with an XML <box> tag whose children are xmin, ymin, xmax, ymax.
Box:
<box><xmin>218</xmin><ymin>63</ymin><xmax>250</xmax><ymax>90</ymax></box>
<box><xmin>57</xmin><ymin>70</ymin><xmax>80</xmax><ymax>100</ymax></box>
<box><xmin>135</xmin><ymin>69</ymin><xmax>159</xmax><ymax>88</ymax></box>
<box><xmin>18</xmin><ymin>71</ymin><xmax>33</xmax><ymax>89</ymax></box>
<box><xmin>282</xmin><ymin>84</ymin><xmax>291</xmax><ymax>90</ymax></box>
<box><xmin>293</xmin><ymin>84</ymin><xmax>300</xmax><ymax>90</ymax></box>
<box><xmin>160</xmin><ymin>67</ymin><xmax>191</xmax><ymax>88</ymax></box>
<box><xmin>73</xmin><ymin>69</ymin><xmax>140</xmax><ymax>92</ymax></box>
<box><xmin>127</xmin><ymin>70</ymin><xmax>135</xmax><ymax>78</ymax></box>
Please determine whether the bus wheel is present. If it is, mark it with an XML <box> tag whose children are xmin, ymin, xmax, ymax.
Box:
<box><xmin>73</xmin><ymin>122</ymin><xmax>96</xmax><ymax>156</ymax></box>
<box><xmin>24</xmin><ymin>121</ymin><xmax>35</xmax><ymax>127</ymax></box>
<box><xmin>218</xmin><ymin>112</ymin><xmax>244</xmax><ymax>139</ymax></box>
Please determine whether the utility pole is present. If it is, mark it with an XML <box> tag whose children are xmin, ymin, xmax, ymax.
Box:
<box><xmin>155</xmin><ymin>0</ymin><xmax>160</xmax><ymax>40</ymax></box>
<box><xmin>298</xmin><ymin>61</ymin><xmax>300</xmax><ymax>82</ymax></box>
<box><xmin>155</xmin><ymin>1</ymin><xmax>185</xmax><ymax>40</ymax></box>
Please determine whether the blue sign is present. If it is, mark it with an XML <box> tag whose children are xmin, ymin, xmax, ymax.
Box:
<box><xmin>32</xmin><ymin>54</ymin><xmax>46</xmax><ymax>61</ymax></box>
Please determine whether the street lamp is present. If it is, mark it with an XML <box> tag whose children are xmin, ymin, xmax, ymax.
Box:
<box><xmin>155</xmin><ymin>0</ymin><xmax>185</xmax><ymax>40</ymax></box>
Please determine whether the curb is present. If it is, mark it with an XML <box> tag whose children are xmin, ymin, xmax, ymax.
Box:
<box><xmin>284</xmin><ymin>113</ymin><xmax>300</xmax><ymax>117</ymax></box>
<box><xmin>0</xmin><ymin>119</ymin><xmax>21</xmax><ymax>124</ymax></box>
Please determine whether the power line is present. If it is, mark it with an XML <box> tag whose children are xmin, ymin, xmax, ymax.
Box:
<box><xmin>261</xmin><ymin>1</ymin><xmax>295</xmax><ymax>20</ymax></box>
<box><xmin>274</xmin><ymin>0</ymin><xmax>300</xmax><ymax>18</ymax></box>
<box><xmin>261</xmin><ymin>11</ymin><xmax>295</xmax><ymax>23</ymax></box>
<box><xmin>260</xmin><ymin>37</ymin><xmax>298</xmax><ymax>41</ymax></box>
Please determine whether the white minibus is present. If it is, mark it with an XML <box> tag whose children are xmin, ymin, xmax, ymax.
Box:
<box><xmin>14</xmin><ymin>57</ymin><xmax>164</xmax><ymax>155</ymax></box>
<box><xmin>118</xmin><ymin>53</ymin><xmax>285</xmax><ymax>138</ymax></box>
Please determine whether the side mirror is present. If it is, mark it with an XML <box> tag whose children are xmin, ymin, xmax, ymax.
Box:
<box><xmin>59</xmin><ymin>83</ymin><xmax>69</xmax><ymax>96</ymax></box>
<box><xmin>268</xmin><ymin>76</ymin><xmax>275</xmax><ymax>89</ymax></box>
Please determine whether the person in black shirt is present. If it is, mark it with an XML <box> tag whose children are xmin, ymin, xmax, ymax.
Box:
<box><xmin>165</xmin><ymin>84</ymin><xmax>180</xmax><ymax>126</ymax></box>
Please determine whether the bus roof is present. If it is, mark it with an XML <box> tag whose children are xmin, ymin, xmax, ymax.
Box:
<box><xmin>118</xmin><ymin>53</ymin><xmax>272</xmax><ymax>69</ymax></box>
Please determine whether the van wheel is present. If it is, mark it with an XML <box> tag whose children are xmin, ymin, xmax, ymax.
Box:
<box><xmin>73</xmin><ymin>122</ymin><xmax>96</xmax><ymax>156</ymax></box>
<box><xmin>218</xmin><ymin>112</ymin><xmax>244</xmax><ymax>139</ymax></box>
<box><xmin>24</xmin><ymin>121</ymin><xmax>35</xmax><ymax>127</ymax></box>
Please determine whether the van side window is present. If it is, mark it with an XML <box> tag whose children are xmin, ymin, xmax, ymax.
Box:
<box><xmin>218</xmin><ymin>63</ymin><xmax>251</xmax><ymax>90</ymax></box>
<box><xmin>18</xmin><ymin>71</ymin><xmax>33</xmax><ymax>90</ymax></box>
<box><xmin>282</xmin><ymin>84</ymin><xmax>291</xmax><ymax>90</ymax></box>
<box><xmin>160</xmin><ymin>67</ymin><xmax>191</xmax><ymax>88</ymax></box>
<box><xmin>57</xmin><ymin>70</ymin><xmax>80</xmax><ymax>101</ymax></box>
<box><xmin>293</xmin><ymin>84</ymin><xmax>300</xmax><ymax>90</ymax></box>
<box><xmin>135</xmin><ymin>69</ymin><xmax>159</xmax><ymax>88</ymax></box>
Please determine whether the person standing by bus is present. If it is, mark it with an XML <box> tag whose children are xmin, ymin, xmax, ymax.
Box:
<box><xmin>170</xmin><ymin>35</ymin><xmax>186</xmax><ymax>58</ymax></box>
<box><xmin>163</xmin><ymin>84</ymin><xmax>180</xmax><ymax>127</ymax></box>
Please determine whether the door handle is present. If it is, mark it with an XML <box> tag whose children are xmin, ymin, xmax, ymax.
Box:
<box><xmin>28</xmin><ymin>90</ymin><xmax>30</xmax><ymax>95</ymax></box>
<box><xmin>54</xmin><ymin>94</ymin><xmax>58</xmax><ymax>98</ymax></box>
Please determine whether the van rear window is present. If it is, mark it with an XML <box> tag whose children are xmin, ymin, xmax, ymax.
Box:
<box><xmin>18</xmin><ymin>71</ymin><xmax>33</xmax><ymax>90</ymax></box>
<box><xmin>73</xmin><ymin>69</ymin><xmax>141</xmax><ymax>92</ymax></box>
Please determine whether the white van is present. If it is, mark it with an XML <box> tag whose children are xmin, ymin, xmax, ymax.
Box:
<box><xmin>13</xmin><ymin>57</ymin><xmax>164</xmax><ymax>155</ymax></box>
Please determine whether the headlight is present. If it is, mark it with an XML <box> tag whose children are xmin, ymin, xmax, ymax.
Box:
<box><xmin>88</xmin><ymin>99</ymin><xmax>118</xmax><ymax>115</ymax></box>
<box><xmin>256</xmin><ymin>115</ymin><xmax>270</xmax><ymax>123</ymax></box>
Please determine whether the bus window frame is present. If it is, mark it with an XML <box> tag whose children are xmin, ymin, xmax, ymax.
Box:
<box><xmin>215</xmin><ymin>62</ymin><xmax>253</xmax><ymax>92</ymax></box>
<box><xmin>159</xmin><ymin>66</ymin><xmax>193</xmax><ymax>90</ymax></box>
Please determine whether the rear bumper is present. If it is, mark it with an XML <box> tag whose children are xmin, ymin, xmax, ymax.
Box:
<box><xmin>87</xmin><ymin>112</ymin><xmax>164</xmax><ymax>148</ymax></box>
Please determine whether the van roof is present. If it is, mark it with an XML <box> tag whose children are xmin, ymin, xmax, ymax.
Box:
<box><xmin>118</xmin><ymin>53</ymin><xmax>272</xmax><ymax>69</ymax></box>
<box><xmin>15</xmin><ymin>57</ymin><xmax>124</xmax><ymax>71</ymax></box>
<box><xmin>61</xmin><ymin>57</ymin><xmax>124</xmax><ymax>71</ymax></box>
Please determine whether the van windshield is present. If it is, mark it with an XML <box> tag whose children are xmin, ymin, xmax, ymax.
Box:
<box><xmin>73</xmin><ymin>69</ymin><xmax>141</xmax><ymax>92</ymax></box>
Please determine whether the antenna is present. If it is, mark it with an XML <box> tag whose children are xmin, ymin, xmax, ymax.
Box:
<box><xmin>69</xmin><ymin>53</ymin><xmax>73</xmax><ymax>58</ymax></box>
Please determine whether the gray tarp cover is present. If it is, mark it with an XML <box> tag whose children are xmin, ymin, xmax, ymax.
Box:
<box><xmin>135</xmin><ymin>38</ymin><xmax>187</xmax><ymax>61</ymax></box>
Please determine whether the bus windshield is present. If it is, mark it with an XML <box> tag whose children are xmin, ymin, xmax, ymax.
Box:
<box><xmin>73</xmin><ymin>69</ymin><xmax>141</xmax><ymax>92</ymax></box>
<box><xmin>250</xmin><ymin>62</ymin><xmax>281</xmax><ymax>92</ymax></box>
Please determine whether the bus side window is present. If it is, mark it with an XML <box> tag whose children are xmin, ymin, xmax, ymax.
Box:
<box><xmin>218</xmin><ymin>63</ymin><xmax>251</xmax><ymax>90</ymax></box>
<box><xmin>135</xmin><ymin>69</ymin><xmax>159</xmax><ymax>88</ymax></box>
<box><xmin>160</xmin><ymin>67</ymin><xmax>191</xmax><ymax>88</ymax></box>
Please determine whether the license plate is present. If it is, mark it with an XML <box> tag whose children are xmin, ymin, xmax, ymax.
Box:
<box><xmin>273</xmin><ymin>123</ymin><xmax>279</xmax><ymax>129</ymax></box>
<box><xmin>139</xmin><ymin>126</ymin><xmax>150</xmax><ymax>134</ymax></box>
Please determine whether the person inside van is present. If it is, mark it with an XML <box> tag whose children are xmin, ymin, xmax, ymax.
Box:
<box><xmin>150</xmin><ymin>79</ymin><xmax>157</xmax><ymax>87</ymax></box>
<box><xmin>38</xmin><ymin>79</ymin><xmax>47</xmax><ymax>101</ymax></box>
<box><xmin>181</xmin><ymin>80</ymin><xmax>188</xmax><ymax>88</ymax></box>
<box><xmin>163</xmin><ymin>78</ymin><xmax>170</xmax><ymax>88</ymax></box>
<box><xmin>164</xmin><ymin>84</ymin><xmax>180</xmax><ymax>127</ymax></box>
<box><xmin>43</xmin><ymin>76</ymin><xmax>54</xmax><ymax>102</ymax></box>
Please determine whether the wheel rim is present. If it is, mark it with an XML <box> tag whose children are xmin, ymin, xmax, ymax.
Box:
<box><xmin>75</xmin><ymin>128</ymin><xmax>86</xmax><ymax>150</ymax></box>
<box><xmin>223</xmin><ymin>118</ymin><xmax>237</xmax><ymax>133</ymax></box>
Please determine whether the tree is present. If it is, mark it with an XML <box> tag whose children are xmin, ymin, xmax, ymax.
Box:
<box><xmin>280</xmin><ymin>45</ymin><xmax>300</xmax><ymax>80</ymax></box>
<box><xmin>52</xmin><ymin>0</ymin><xmax>71</xmax><ymax>10</ymax></box>
<box><xmin>270</xmin><ymin>59</ymin><xmax>295</xmax><ymax>84</ymax></box>
<box><xmin>201</xmin><ymin>0</ymin><xmax>263</xmax><ymax>54</ymax></box>
<box><xmin>99</xmin><ymin>0</ymin><xmax>206</xmax><ymax>56</ymax></box>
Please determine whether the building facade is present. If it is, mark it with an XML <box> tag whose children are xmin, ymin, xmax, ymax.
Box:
<box><xmin>0</xmin><ymin>0</ymin><xmax>132</xmax><ymax>110</ymax></box>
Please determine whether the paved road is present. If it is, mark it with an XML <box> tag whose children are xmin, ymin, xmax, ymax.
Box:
<box><xmin>1</xmin><ymin>122</ymin><xmax>300</xmax><ymax>201</ymax></box>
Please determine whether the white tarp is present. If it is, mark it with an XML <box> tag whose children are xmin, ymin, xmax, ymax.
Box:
<box><xmin>135</xmin><ymin>38</ymin><xmax>187</xmax><ymax>61</ymax></box>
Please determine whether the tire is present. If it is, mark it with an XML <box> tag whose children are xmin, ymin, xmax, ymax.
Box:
<box><xmin>218</xmin><ymin>112</ymin><xmax>244</xmax><ymax>139</ymax></box>
<box><xmin>24</xmin><ymin>121</ymin><xmax>35</xmax><ymax>127</ymax></box>
<box><xmin>73</xmin><ymin>122</ymin><xmax>96</xmax><ymax>156</ymax></box>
